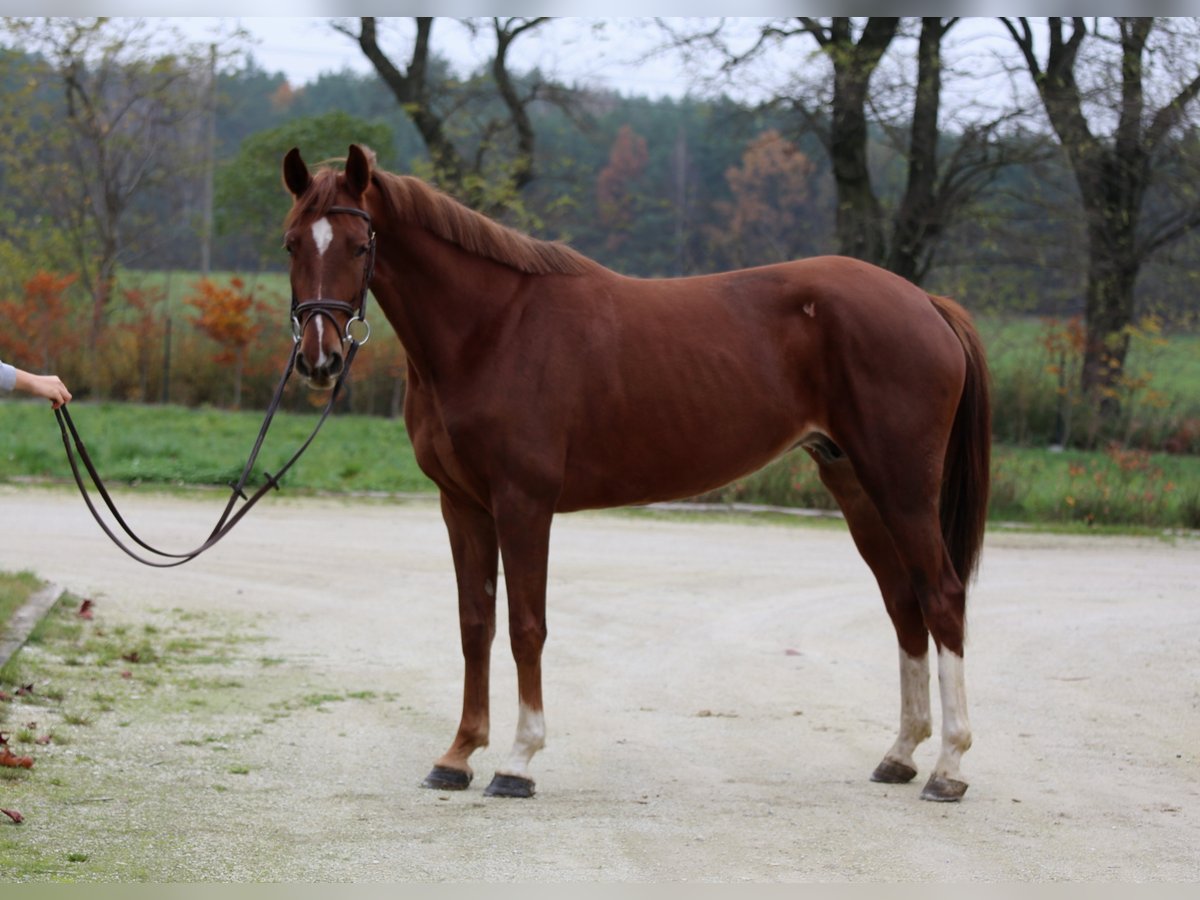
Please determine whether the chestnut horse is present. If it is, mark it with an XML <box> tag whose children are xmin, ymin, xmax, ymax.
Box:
<box><xmin>281</xmin><ymin>145</ymin><xmax>991</xmax><ymax>802</ymax></box>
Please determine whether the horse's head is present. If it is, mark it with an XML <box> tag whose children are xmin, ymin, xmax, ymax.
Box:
<box><xmin>282</xmin><ymin>144</ymin><xmax>376</xmax><ymax>390</ymax></box>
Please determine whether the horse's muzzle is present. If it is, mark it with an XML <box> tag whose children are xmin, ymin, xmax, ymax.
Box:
<box><xmin>295</xmin><ymin>344</ymin><xmax>344</xmax><ymax>388</ymax></box>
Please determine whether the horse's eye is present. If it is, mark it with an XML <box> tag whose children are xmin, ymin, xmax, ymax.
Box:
<box><xmin>355</xmin><ymin>244</ymin><xmax>369</xmax><ymax>258</ymax></box>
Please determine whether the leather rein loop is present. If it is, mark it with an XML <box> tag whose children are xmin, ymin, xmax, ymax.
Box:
<box><xmin>55</xmin><ymin>204</ymin><xmax>375</xmax><ymax>568</ymax></box>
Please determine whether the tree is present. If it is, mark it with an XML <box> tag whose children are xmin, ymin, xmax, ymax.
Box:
<box><xmin>0</xmin><ymin>272</ymin><xmax>82</xmax><ymax>378</ymax></box>
<box><xmin>338</xmin><ymin>16</ymin><xmax>554</xmax><ymax>212</ymax></box>
<box><xmin>1002</xmin><ymin>17</ymin><xmax>1200</xmax><ymax>415</ymax></box>
<box><xmin>1</xmin><ymin>18</ymin><xmax>215</xmax><ymax>348</ymax></box>
<box><xmin>186</xmin><ymin>275</ymin><xmax>269</xmax><ymax>409</ymax></box>
<box><xmin>709</xmin><ymin>130</ymin><xmax>817</xmax><ymax>268</ymax></box>
<box><xmin>215</xmin><ymin>111</ymin><xmax>396</xmax><ymax>269</ymax></box>
<box><xmin>596</xmin><ymin>124</ymin><xmax>649</xmax><ymax>251</ymax></box>
<box><xmin>667</xmin><ymin>17</ymin><xmax>1019</xmax><ymax>284</ymax></box>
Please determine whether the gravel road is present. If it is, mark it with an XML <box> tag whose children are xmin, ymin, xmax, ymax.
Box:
<box><xmin>2</xmin><ymin>485</ymin><xmax>1198</xmax><ymax>882</ymax></box>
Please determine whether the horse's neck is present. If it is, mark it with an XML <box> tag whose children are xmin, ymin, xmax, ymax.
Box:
<box><xmin>372</xmin><ymin>225</ymin><xmax>518</xmax><ymax>381</ymax></box>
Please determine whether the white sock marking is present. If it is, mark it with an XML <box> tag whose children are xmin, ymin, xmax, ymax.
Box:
<box><xmin>497</xmin><ymin>703</ymin><xmax>545</xmax><ymax>780</ymax></box>
<box><xmin>887</xmin><ymin>649</ymin><xmax>932</xmax><ymax>769</ymax></box>
<box><xmin>933</xmin><ymin>646</ymin><xmax>971</xmax><ymax>782</ymax></box>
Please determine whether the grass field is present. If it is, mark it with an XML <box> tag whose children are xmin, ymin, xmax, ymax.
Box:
<box><xmin>0</xmin><ymin>570</ymin><xmax>42</xmax><ymax>642</ymax></box>
<box><xmin>0</xmin><ymin>401</ymin><xmax>428</xmax><ymax>495</ymax></box>
<box><xmin>118</xmin><ymin>269</ymin><xmax>290</xmax><ymax>313</ymax></box>
<box><xmin>977</xmin><ymin>315</ymin><xmax>1200</xmax><ymax>450</ymax></box>
<box><xmin>2</xmin><ymin>399</ymin><xmax>1197</xmax><ymax>531</ymax></box>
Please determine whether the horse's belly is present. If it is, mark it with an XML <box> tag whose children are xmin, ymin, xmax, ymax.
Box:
<box><xmin>556</xmin><ymin>410</ymin><xmax>801</xmax><ymax>512</ymax></box>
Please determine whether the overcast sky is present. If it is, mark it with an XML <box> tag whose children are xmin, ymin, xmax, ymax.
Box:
<box><xmin>170</xmin><ymin>16</ymin><xmax>1032</xmax><ymax>123</ymax></box>
<box><xmin>26</xmin><ymin>12</ymin><xmax>1195</xmax><ymax>121</ymax></box>
<box><xmin>177</xmin><ymin>17</ymin><xmax>722</xmax><ymax>99</ymax></box>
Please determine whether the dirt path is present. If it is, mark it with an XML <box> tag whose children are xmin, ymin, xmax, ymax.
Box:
<box><xmin>2</xmin><ymin>485</ymin><xmax>1198</xmax><ymax>882</ymax></box>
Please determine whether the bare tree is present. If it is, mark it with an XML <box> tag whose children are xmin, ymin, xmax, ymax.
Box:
<box><xmin>338</xmin><ymin>16</ymin><xmax>551</xmax><ymax>211</ymax></box>
<box><xmin>1002</xmin><ymin>17</ymin><xmax>1200</xmax><ymax>411</ymax></box>
<box><xmin>667</xmin><ymin>17</ymin><xmax>1019</xmax><ymax>285</ymax></box>
<box><xmin>3</xmin><ymin>18</ymin><xmax>212</xmax><ymax>346</ymax></box>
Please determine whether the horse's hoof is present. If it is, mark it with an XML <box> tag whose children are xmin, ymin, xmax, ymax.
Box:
<box><xmin>484</xmin><ymin>773</ymin><xmax>536</xmax><ymax>798</ymax></box>
<box><xmin>422</xmin><ymin>766</ymin><xmax>472</xmax><ymax>790</ymax></box>
<box><xmin>871</xmin><ymin>758</ymin><xmax>918</xmax><ymax>784</ymax></box>
<box><xmin>920</xmin><ymin>775</ymin><xmax>968</xmax><ymax>802</ymax></box>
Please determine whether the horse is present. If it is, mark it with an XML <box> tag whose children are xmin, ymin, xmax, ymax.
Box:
<box><xmin>280</xmin><ymin>144</ymin><xmax>992</xmax><ymax>803</ymax></box>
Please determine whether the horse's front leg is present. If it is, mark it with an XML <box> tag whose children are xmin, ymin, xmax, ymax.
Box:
<box><xmin>423</xmin><ymin>494</ymin><xmax>499</xmax><ymax>791</ymax></box>
<box><xmin>483</xmin><ymin>499</ymin><xmax>554</xmax><ymax>798</ymax></box>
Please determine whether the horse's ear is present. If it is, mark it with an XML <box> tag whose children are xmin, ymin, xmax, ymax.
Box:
<box><xmin>283</xmin><ymin>147</ymin><xmax>311</xmax><ymax>198</ymax></box>
<box><xmin>345</xmin><ymin>144</ymin><xmax>374</xmax><ymax>199</ymax></box>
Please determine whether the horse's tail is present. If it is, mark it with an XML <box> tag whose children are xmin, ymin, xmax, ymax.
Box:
<box><xmin>928</xmin><ymin>294</ymin><xmax>992</xmax><ymax>586</ymax></box>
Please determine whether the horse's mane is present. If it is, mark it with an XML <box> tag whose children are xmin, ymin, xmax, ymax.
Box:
<box><xmin>286</xmin><ymin>164</ymin><xmax>597</xmax><ymax>277</ymax></box>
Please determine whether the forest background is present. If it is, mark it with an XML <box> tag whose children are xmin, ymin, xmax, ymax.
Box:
<box><xmin>0</xmin><ymin>16</ymin><xmax>1197</xmax><ymax>525</ymax></box>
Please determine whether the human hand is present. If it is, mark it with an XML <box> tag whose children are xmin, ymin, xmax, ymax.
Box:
<box><xmin>23</xmin><ymin>373</ymin><xmax>72</xmax><ymax>409</ymax></box>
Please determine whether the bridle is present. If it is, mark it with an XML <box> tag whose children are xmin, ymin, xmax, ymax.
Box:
<box><xmin>290</xmin><ymin>205</ymin><xmax>376</xmax><ymax>349</ymax></box>
<box><xmin>54</xmin><ymin>203</ymin><xmax>377</xmax><ymax>568</ymax></box>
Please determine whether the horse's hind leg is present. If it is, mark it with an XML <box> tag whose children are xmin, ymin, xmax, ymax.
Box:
<box><xmin>424</xmin><ymin>494</ymin><xmax>499</xmax><ymax>791</ymax></box>
<box><xmin>831</xmin><ymin>449</ymin><xmax>974</xmax><ymax>802</ymax></box>
<box><xmin>816</xmin><ymin>455</ymin><xmax>934</xmax><ymax>787</ymax></box>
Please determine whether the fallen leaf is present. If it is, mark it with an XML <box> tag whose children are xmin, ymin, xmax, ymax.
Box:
<box><xmin>0</xmin><ymin>691</ymin><xmax>11</xmax><ymax>702</ymax></box>
<box><xmin>121</xmin><ymin>651</ymin><xmax>140</xmax><ymax>664</ymax></box>
<box><xmin>0</xmin><ymin>808</ymin><xmax>23</xmax><ymax>824</ymax></box>
<box><xmin>35</xmin><ymin>734</ymin><xmax>52</xmax><ymax>746</ymax></box>
<box><xmin>15</xmin><ymin>684</ymin><xmax>34</xmax><ymax>697</ymax></box>
<box><xmin>78</xmin><ymin>598</ymin><xmax>95</xmax><ymax>619</ymax></box>
<box><xmin>121</xmin><ymin>670</ymin><xmax>133</xmax><ymax>679</ymax></box>
<box><xmin>0</xmin><ymin>748</ymin><xmax>34</xmax><ymax>769</ymax></box>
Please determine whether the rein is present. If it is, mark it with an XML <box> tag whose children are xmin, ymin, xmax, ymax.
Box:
<box><xmin>55</xmin><ymin>204</ymin><xmax>375</xmax><ymax>568</ymax></box>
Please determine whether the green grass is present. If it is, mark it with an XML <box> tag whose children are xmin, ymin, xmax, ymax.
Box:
<box><xmin>0</xmin><ymin>400</ymin><xmax>430</xmax><ymax>494</ymax></box>
<box><xmin>694</xmin><ymin>442</ymin><xmax>1200</xmax><ymax>532</ymax></box>
<box><xmin>2</xmin><ymin>390</ymin><xmax>1198</xmax><ymax>531</ymax></box>
<box><xmin>977</xmin><ymin>315</ymin><xmax>1200</xmax><ymax>402</ymax></box>
<box><xmin>0</xmin><ymin>570</ymin><xmax>42</xmax><ymax>637</ymax></box>
<box><xmin>118</xmin><ymin>269</ymin><xmax>290</xmax><ymax>317</ymax></box>
<box><xmin>989</xmin><ymin>444</ymin><xmax>1200</xmax><ymax>530</ymax></box>
<box><xmin>977</xmin><ymin>315</ymin><xmax>1200</xmax><ymax>450</ymax></box>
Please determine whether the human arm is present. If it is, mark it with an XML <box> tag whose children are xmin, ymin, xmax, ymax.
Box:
<box><xmin>2</xmin><ymin>362</ymin><xmax>72</xmax><ymax>409</ymax></box>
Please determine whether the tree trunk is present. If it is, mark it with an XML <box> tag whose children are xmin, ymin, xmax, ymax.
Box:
<box><xmin>355</xmin><ymin>17</ymin><xmax>466</xmax><ymax>189</ymax></box>
<box><xmin>818</xmin><ymin>17</ymin><xmax>898</xmax><ymax>267</ymax></box>
<box><xmin>887</xmin><ymin>17</ymin><xmax>947</xmax><ymax>283</ymax></box>
<box><xmin>1081</xmin><ymin>251</ymin><xmax>1137</xmax><ymax>417</ymax></box>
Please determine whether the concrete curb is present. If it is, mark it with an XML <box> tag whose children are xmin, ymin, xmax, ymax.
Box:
<box><xmin>0</xmin><ymin>583</ymin><xmax>65</xmax><ymax>670</ymax></box>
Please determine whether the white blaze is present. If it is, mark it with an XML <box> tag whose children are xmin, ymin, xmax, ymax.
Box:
<box><xmin>309</xmin><ymin>217</ymin><xmax>333</xmax><ymax>368</ymax></box>
<box><xmin>314</xmin><ymin>316</ymin><xmax>328</xmax><ymax>368</ymax></box>
<box><xmin>311</xmin><ymin>218</ymin><xmax>333</xmax><ymax>255</ymax></box>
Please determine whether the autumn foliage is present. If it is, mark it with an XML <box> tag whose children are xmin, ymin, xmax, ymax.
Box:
<box><xmin>185</xmin><ymin>276</ymin><xmax>271</xmax><ymax>408</ymax></box>
<box><xmin>0</xmin><ymin>271</ymin><xmax>82</xmax><ymax>376</ymax></box>
<box><xmin>597</xmin><ymin>125</ymin><xmax>649</xmax><ymax>250</ymax></box>
<box><xmin>710</xmin><ymin>130</ymin><xmax>817</xmax><ymax>267</ymax></box>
